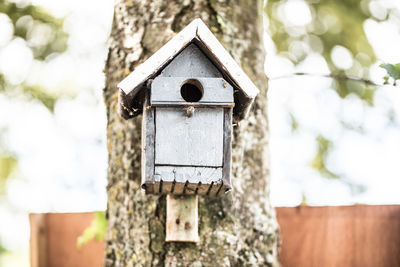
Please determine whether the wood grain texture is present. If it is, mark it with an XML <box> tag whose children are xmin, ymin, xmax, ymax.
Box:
<box><xmin>166</xmin><ymin>195</ymin><xmax>199</xmax><ymax>242</ymax></box>
<box><xmin>141</xmin><ymin>91</ymin><xmax>155</xmax><ymax>193</ymax></box>
<box><xmin>276</xmin><ymin>205</ymin><xmax>400</xmax><ymax>267</ymax></box>
<box><xmin>117</xmin><ymin>19</ymin><xmax>258</xmax><ymax>121</ymax></box>
<box><xmin>118</xmin><ymin>19</ymin><xmax>258</xmax><ymax>100</ymax></box>
<box><xmin>154</xmin><ymin>166</ymin><xmax>222</xmax><ymax>195</ymax></box>
<box><xmin>30</xmin><ymin>206</ymin><xmax>400</xmax><ymax>267</ymax></box>
<box><xmin>30</xmin><ymin>214</ymin><xmax>47</xmax><ymax>267</ymax></box>
<box><xmin>117</xmin><ymin>19</ymin><xmax>198</xmax><ymax>95</ymax></box>
<box><xmin>160</xmin><ymin>43</ymin><xmax>222</xmax><ymax>78</ymax></box>
<box><xmin>29</xmin><ymin>213</ymin><xmax>105</xmax><ymax>267</ymax></box>
<box><xmin>222</xmin><ymin>108</ymin><xmax>232</xmax><ymax>193</ymax></box>
<box><xmin>155</xmin><ymin>107</ymin><xmax>224</xmax><ymax>167</ymax></box>
<box><xmin>151</xmin><ymin>77</ymin><xmax>234</xmax><ymax>107</ymax></box>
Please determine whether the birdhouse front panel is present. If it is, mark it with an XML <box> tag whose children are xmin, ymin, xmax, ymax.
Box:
<box><xmin>154</xmin><ymin>107</ymin><xmax>224</xmax><ymax>167</ymax></box>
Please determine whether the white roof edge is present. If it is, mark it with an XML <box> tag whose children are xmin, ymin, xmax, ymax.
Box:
<box><xmin>117</xmin><ymin>19</ymin><xmax>200</xmax><ymax>94</ymax></box>
<box><xmin>195</xmin><ymin>20</ymin><xmax>259</xmax><ymax>98</ymax></box>
<box><xmin>118</xmin><ymin>18</ymin><xmax>259</xmax><ymax>99</ymax></box>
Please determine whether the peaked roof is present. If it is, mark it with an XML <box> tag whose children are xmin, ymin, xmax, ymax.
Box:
<box><xmin>118</xmin><ymin>19</ymin><xmax>259</xmax><ymax>121</ymax></box>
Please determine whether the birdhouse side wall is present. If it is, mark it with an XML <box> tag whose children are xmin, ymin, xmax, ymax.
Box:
<box><xmin>141</xmin><ymin>90</ymin><xmax>156</xmax><ymax>194</ymax></box>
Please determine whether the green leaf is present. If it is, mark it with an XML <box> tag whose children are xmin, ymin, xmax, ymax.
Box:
<box><xmin>23</xmin><ymin>85</ymin><xmax>59</xmax><ymax>112</ymax></box>
<box><xmin>380</xmin><ymin>63</ymin><xmax>400</xmax><ymax>80</ymax></box>
<box><xmin>0</xmin><ymin>154</ymin><xmax>17</xmax><ymax>193</ymax></box>
<box><xmin>0</xmin><ymin>243</ymin><xmax>9</xmax><ymax>255</ymax></box>
<box><xmin>289</xmin><ymin>113</ymin><xmax>299</xmax><ymax>132</ymax></box>
<box><xmin>310</xmin><ymin>135</ymin><xmax>339</xmax><ymax>179</ymax></box>
<box><xmin>76</xmin><ymin>212</ymin><xmax>107</xmax><ymax>248</ymax></box>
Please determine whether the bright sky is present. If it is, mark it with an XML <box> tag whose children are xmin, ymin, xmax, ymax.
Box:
<box><xmin>0</xmin><ymin>0</ymin><xmax>400</xmax><ymax>266</ymax></box>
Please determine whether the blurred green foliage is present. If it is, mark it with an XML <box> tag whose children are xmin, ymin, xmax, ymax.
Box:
<box><xmin>0</xmin><ymin>154</ymin><xmax>17</xmax><ymax>194</ymax></box>
<box><xmin>0</xmin><ymin>0</ymin><xmax>68</xmax><ymax>111</ymax></box>
<box><xmin>265</xmin><ymin>0</ymin><xmax>379</xmax><ymax>101</ymax></box>
<box><xmin>0</xmin><ymin>1</ymin><xmax>68</xmax><ymax>254</ymax></box>
<box><xmin>310</xmin><ymin>135</ymin><xmax>338</xmax><ymax>179</ymax></box>
<box><xmin>0</xmin><ymin>0</ymin><xmax>68</xmax><ymax>182</ymax></box>
<box><xmin>76</xmin><ymin>212</ymin><xmax>107</xmax><ymax>248</ymax></box>
<box><xmin>265</xmin><ymin>0</ymin><xmax>389</xmax><ymax>182</ymax></box>
<box><xmin>0</xmin><ymin>0</ymin><xmax>67</xmax><ymax>59</ymax></box>
<box><xmin>0</xmin><ymin>244</ymin><xmax>8</xmax><ymax>254</ymax></box>
<box><xmin>380</xmin><ymin>63</ymin><xmax>400</xmax><ymax>85</ymax></box>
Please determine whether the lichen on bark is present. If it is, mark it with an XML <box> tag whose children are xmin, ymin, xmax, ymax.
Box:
<box><xmin>103</xmin><ymin>0</ymin><xmax>280</xmax><ymax>266</ymax></box>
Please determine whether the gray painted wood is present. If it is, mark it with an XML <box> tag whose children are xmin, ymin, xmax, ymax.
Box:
<box><xmin>151</xmin><ymin>77</ymin><xmax>234</xmax><ymax>107</ymax></box>
<box><xmin>137</xmin><ymin>22</ymin><xmax>237</xmax><ymax>196</ymax></box>
<box><xmin>155</xmin><ymin>166</ymin><xmax>222</xmax><ymax>184</ymax></box>
<box><xmin>118</xmin><ymin>19</ymin><xmax>258</xmax><ymax>100</ymax></box>
<box><xmin>117</xmin><ymin>20</ymin><xmax>198</xmax><ymax>98</ymax></box>
<box><xmin>155</xmin><ymin>107</ymin><xmax>224</xmax><ymax>167</ymax></box>
<box><xmin>117</xmin><ymin>19</ymin><xmax>259</xmax><ymax>121</ymax></box>
<box><xmin>166</xmin><ymin>195</ymin><xmax>199</xmax><ymax>242</ymax></box>
<box><xmin>141</xmin><ymin>91</ymin><xmax>155</xmax><ymax>194</ymax></box>
<box><xmin>160</xmin><ymin>43</ymin><xmax>222</xmax><ymax>77</ymax></box>
<box><xmin>153</xmin><ymin>166</ymin><xmax>222</xmax><ymax>195</ymax></box>
<box><xmin>222</xmin><ymin>108</ymin><xmax>233</xmax><ymax>193</ymax></box>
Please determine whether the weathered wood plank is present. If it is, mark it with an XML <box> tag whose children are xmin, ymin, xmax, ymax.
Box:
<box><xmin>141</xmin><ymin>91</ymin><xmax>155</xmax><ymax>193</ymax></box>
<box><xmin>195</xmin><ymin>20</ymin><xmax>258</xmax><ymax>99</ymax></box>
<box><xmin>154</xmin><ymin>166</ymin><xmax>222</xmax><ymax>195</ymax></box>
<box><xmin>155</xmin><ymin>107</ymin><xmax>224</xmax><ymax>167</ymax></box>
<box><xmin>117</xmin><ymin>19</ymin><xmax>259</xmax><ymax>121</ymax></box>
<box><xmin>221</xmin><ymin>108</ymin><xmax>233</xmax><ymax>194</ymax></box>
<box><xmin>160</xmin><ymin>43</ymin><xmax>222</xmax><ymax>78</ymax></box>
<box><xmin>30</xmin><ymin>214</ymin><xmax>47</xmax><ymax>267</ymax></box>
<box><xmin>207</xmin><ymin>181</ymin><xmax>223</xmax><ymax>197</ymax></box>
<box><xmin>151</xmin><ymin>77</ymin><xmax>234</xmax><ymax>107</ymax></box>
<box><xmin>154</xmin><ymin>166</ymin><xmax>223</xmax><ymax>184</ymax></box>
<box><xmin>29</xmin><ymin>213</ymin><xmax>105</xmax><ymax>267</ymax></box>
<box><xmin>277</xmin><ymin>205</ymin><xmax>400</xmax><ymax>267</ymax></box>
<box><xmin>29</xmin><ymin>206</ymin><xmax>400</xmax><ymax>266</ymax></box>
<box><xmin>117</xmin><ymin>20</ymin><xmax>197</xmax><ymax>96</ymax></box>
<box><xmin>166</xmin><ymin>195</ymin><xmax>199</xmax><ymax>243</ymax></box>
<box><xmin>118</xmin><ymin>19</ymin><xmax>259</xmax><ymax>100</ymax></box>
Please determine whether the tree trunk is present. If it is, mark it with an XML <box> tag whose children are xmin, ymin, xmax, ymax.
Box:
<box><xmin>103</xmin><ymin>1</ymin><xmax>280</xmax><ymax>266</ymax></box>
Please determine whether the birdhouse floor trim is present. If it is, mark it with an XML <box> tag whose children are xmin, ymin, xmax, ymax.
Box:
<box><xmin>150</xmin><ymin>166</ymin><xmax>227</xmax><ymax>195</ymax></box>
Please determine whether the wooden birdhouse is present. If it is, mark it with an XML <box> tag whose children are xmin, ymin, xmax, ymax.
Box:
<box><xmin>118</xmin><ymin>19</ymin><xmax>259</xmax><ymax>197</ymax></box>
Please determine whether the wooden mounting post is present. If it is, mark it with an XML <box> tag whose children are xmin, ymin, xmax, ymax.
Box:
<box><xmin>166</xmin><ymin>194</ymin><xmax>199</xmax><ymax>243</ymax></box>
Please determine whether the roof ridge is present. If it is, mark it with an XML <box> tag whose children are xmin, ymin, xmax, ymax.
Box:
<box><xmin>118</xmin><ymin>18</ymin><xmax>259</xmax><ymax>121</ymax></box>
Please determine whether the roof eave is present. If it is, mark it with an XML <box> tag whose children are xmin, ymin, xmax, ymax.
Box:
<box><xmin>117</xmin><ymin>19</ymin><xmax>260</xmax><ymax>121</ymax></box>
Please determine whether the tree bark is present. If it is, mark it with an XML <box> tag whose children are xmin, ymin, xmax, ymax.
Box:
<box><xmin>103</xmin><ymin>1</ymin><xmax>280</xmax><ymax>266</ymax></box>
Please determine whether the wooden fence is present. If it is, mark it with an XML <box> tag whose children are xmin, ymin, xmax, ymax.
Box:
<box><xmin>29</xmin><ymin>212</ymin><xmax>104</xmax><ymax>267</ymax></box>
<box><xmin>30</xmin><ymin>205</ymin><xmax>400</xmax><ymax>267</ymax></box>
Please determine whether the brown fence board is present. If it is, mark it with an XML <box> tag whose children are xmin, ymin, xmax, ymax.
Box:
<box><xmin>30</xmin><ymin>205</ymin><xmax>400</xmax><ymax>267</ymax></box>
<box><xmin>30</xmin><ymin>212</ymin><xmax>104</xmax><ymax>267</ymax></box>
<box><xmin>276</xmin><ymin>205</ymin><xmax>400</xmax><ymax>267</ymax></box>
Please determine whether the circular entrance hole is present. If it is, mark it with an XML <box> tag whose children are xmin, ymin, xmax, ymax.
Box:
<box><xmin>180</xmin><ymin>79</ymin><xmax>203</xmax><ymax>102</ymax></box>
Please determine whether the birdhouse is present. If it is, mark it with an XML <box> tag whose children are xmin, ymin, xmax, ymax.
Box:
<box><xmin>118</xmin><ymin>19</ymin><xmax>259</xmax><ymax>197</ymax></box>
